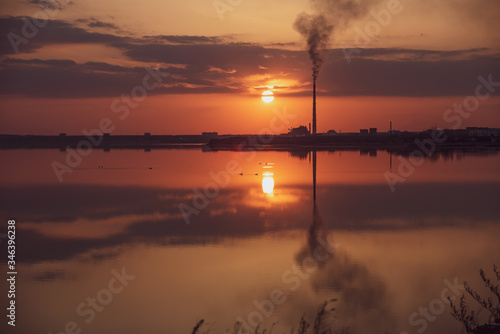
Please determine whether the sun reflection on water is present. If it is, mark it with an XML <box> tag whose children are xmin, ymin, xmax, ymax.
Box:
<box><xmin>262</xmin><ymin>171</ymin><xmax>274</xmax><ymax>195</ymax></box>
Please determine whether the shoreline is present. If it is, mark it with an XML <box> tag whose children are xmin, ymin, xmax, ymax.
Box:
<box><xmin>1</xmin><ymin>131</ymin><xmax>499</xmax><ymax>153</ymax></box>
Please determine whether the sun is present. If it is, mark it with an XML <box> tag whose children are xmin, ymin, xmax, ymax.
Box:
<box><xmin>261</xmin><ymin>90</ymin><xmax>274</xmax><ymax>103</ymax></box>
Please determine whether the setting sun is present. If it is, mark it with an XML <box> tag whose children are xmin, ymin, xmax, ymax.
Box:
<box><xmin>261</xmin><ymin>90</ymin><xmax>274</xmax><ymax>103</ymax></box>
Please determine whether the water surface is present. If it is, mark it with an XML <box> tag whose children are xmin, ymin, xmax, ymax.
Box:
<box><xmin>0</xmin><ymin>148</ymin><xmax>499</xmax><ymax>334</ymax></box>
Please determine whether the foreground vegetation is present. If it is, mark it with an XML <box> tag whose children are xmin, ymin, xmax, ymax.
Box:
<box><xmin>449</xmin><ymin>264</ymin><xmax>500</xmax><ymax>334</ymax></box>
<box><xmin>192</xmin><ymin>265</ymin><xmax>500</xmax><ymax>334</ymax></box>
<box><xmin>191</xmin><ymin>299</ymin><xmax>346</xmax><ymax>334</ymax></box>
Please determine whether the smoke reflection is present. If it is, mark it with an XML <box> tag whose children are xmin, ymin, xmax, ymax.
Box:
<box><xmin>293</xmin><ymin>150</ymin><xmax>393</xmax><ymax>332</ymax></box>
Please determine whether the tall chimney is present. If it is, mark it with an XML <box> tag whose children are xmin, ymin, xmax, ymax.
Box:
<box><xmin>313</xmin><ymin>80</ymin><xmax>317</xmax><ymax>135</ymax></box>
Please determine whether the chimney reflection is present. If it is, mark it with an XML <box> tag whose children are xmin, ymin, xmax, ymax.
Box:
<box><xmin>293</xmin><ymin>150</ymin><xmax>390</xmax><ymax>333</ymax></box>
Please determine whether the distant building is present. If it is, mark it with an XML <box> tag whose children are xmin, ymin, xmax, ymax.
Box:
<box><xmin>326</xmin><ymin>130</ymin><xmax>337</xmax><ymax>135</ymax></box>
<box><xmin>288</xmin><ymin>126</ymin><xmax>310</xmax><ymax>136</ymax></box>
<box><xmin>360</xmin><ymin>129</ymin><xmax>369</xmax><ymax>134</ymax></box>
<box><xmin>370</xmin><ymin>128</ymin><xmax>377</xmax><ymax>134</ymax></box>
<box><xmin>103</xmin><ymin>133</ymin><xmax>111</xmax><ymax>137</ymax></box>
<box><xmin>466</xmin><ymin>127</ymin><xmax>499</xmax><ymax>137</ymax></box>
<box><xmin>144</xmin><ymin>132</ymin><xmax>151</xmax><ymax>137</ymax></box>
<box><xmin>59</xmin><ymin>133</ymin><xmax>66</xmax><ymax>137</ymax></box>
<box><xmin>202</xmin><ymin>132</ymin><xmax>218</xmax><ymax>137</ymax></box>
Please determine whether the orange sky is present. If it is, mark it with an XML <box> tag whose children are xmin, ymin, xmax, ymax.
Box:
<box><xmin>0</xmin><ymin>0</ymin><xmax>499</xmax><ymax>134</ymax></box>
<box><xmin>1</xmin><ymin>95</ymin><xmax>499</xmax><ymax>135</ymax></box>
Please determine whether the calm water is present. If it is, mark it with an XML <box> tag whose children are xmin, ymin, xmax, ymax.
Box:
<box><xmin>1</xmin><ymin>148</ymin><xmax>499</xmax><ymax>334</ymax></box>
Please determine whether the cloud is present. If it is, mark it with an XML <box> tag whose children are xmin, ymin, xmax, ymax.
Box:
<box><xmin>75</xmin><ymin>18</ymin><xmax>120</xmax><ymax>30</ymax></box>
<box><xmin>0</xmin><ymin>17</ymin><xmax>129</xmax><ymax>56</ymax></box>
<box><xmin>146</xmin><ymin>35</ymin><xmax>223</xmax><ymax>44</ymax></box>
<box><xmin>27</xmin><ymin>0</ymin><xmax>73</xmax><ymax>11</ymax></box>
<box><xmin>312</xmin><ymin>48</ymin><xmax>500</xmax><ymax>97</ymax></box>
<box><xmin>0</xmin><ymin>58</ymin><xmax>154</xmax><ymax>98</ymax></box>
<box><xmin>3</xmin><ymin>57</ymin><xmax>77</xmax><ymax>67</ymax></box>
<box><xmin>0</xmin><ymin>17</ymin><xmax>498</xmax><ymax>98</ymax></box>
<box><xmin>32</xmin><ymin>269</ymin><xmax>66</xmax><ymax>281</ymax></box>
<box><xmin>2</xmin><ymin>182</ymin><xmax>499</xmax><ymax>263</ymax></box>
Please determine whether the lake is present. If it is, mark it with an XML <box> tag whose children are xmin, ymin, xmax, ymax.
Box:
<box><xmin>0</xmin><ymin>147</ymin><xmax>499</xmax><ymax>334</ymax></box>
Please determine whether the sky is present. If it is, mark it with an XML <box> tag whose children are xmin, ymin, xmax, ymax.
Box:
<box><xmin>0</xmin><ymin>0</ymin><xmax>499</xmax><ymax>135</ymax></box>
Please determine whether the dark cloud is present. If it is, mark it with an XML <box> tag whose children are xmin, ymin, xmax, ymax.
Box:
<box><xmin>0</xmin><ymin>57</ymin><xmax>246</xmax><ymax>97</ymax></box>
<box><xmin>87</xmin><ymin>20</ymin><xmax>117</xmax><ymax>30</ymax></box>
<box><xmin>27</xmin><ymin>0</ymin><xmax>74</xmax><ymax>11</ymax></box>
<box><xmin>121</xmin><ymin>42</ymin><xmax>274</xmax><ymax>69</ymax></box>
<box><xmin>312</xmin><ymin>48</ymin><xmax>500</xmax><ymax>97</ymax></box>
<box><xmin>0</xmin><ymin>16</ymin><xmax>128</xmax><ymax>56</ymax></box>
<box><xmin>0</xmin><ymin>17</ymin><xmax>498</xmax><ymax>98</ymax></box>
<box><xmin>0</xmin><ymin>59</ymin><xmax>155</xmax><ymax>98</ymax></box>
<box><xmin>3</xmin><ymin>57</ymin><xmax>77</xmax><ymax>67</ymax></box>
<box><xmin>145</xmin><ymin>35</ymin><xmax>223</xmax><ymax>44</ymax></box>
<box><xmin>1</xmin><ymin>181</ymin><xmax>499</xmax><ymax>263</ymax></box>
<box><xmin>343</xmin><ymin>47</ymin><xmax>490</xmax><ymax>60</ymax></box>
<box><xmin>76</xmin><ymin>18</ymin><xmax>120</xmax><ymax>30</ymax></box>
<box><xmin>33</xmin><ymin>269</ymin><xmax>66</xmax><ymax>281</ymax></box>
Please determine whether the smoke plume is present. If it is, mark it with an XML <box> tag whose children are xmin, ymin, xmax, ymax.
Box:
<box><xmin>293</xmin><ymin>0</ymin><xmax>382</xmax><ymax>80</ymax></box>
<box><xmin>294</xmin><ymin>13</ymin><xmax>333</xmax><ymax>81</ymax></box>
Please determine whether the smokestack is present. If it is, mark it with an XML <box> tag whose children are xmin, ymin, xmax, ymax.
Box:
<box><xmin>295</xmin><ymin>1</ymin><xmax>383</xmax><ymax>137</ymax></box>
<box><xmin>313</xmin><ymin>80</ymin><xmax>317</xmax><ymax>135</ymax></box>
